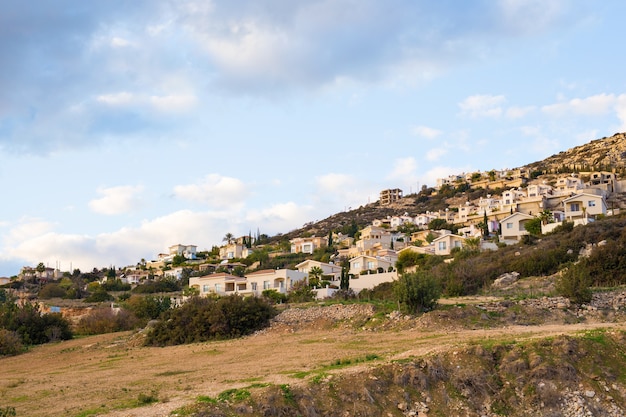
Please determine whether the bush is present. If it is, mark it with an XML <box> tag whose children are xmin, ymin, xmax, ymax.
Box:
<box><xmin>132</xmin><ymin>277</ymin><xmax>180</xmax><ymax>294</ymax></box>
<box><xmin>101</xmin><ymin>279</ymin><xmax>132</xmax><ymax>292</ymax></box>
<box><xmin>0</xmin><ymin>329</ymin><xmax>24</xmax><ymax>356</ymax></box>
<box><xmin>75</xmin><ymin>307</ymin><xmax>141</xmax><ymax>335</ymax></box>
<box><xmin>262</xmin><ymin>289</ymin><xmax>287</xmax><ymax>304</ymax></box>
<box><xmin>395</xmin><ymin>271</ymin><xmax>441</xmax><ymax>314</ymax></box>
<box><xmin>0</xmin><ymin>301</ymin><xmax>72</xmax><ymax>345</ymax></box>
<box><xmin>124</xmin><ymin>295</ymin><xmax>172</xmax><ymax>320</ymax></box>
<box><xmin>556</xmin><ymin>265</ymin><xmax>592</xmax><ymax>305</ymax></box>
<box><xmin>358</xmin><ymin>282</ymin><xmax>395</xmax><ymax>301</ymax></box>
<box><xmin>38</xmin><ymin>283</ymin><xmax>67</xmax><ymax>299</ymax></box>
<box><xmin>84</xmin><ymin>288</ymin><xmax>114</xmax><ymax>303</ymax></box>
<box><xmin>0</xmin><ymin>406</ymin><xmax>16</xmax><ymax>417</ymax></box>
<box><xmin>287</xmin><ymin>280</ymin><xmax>315</xmax><ymax>303</ymax></box>
<box><xmin>145</xmin><ymin>295</ymin><xmax>275</xmax><ymax>346</ymax></box>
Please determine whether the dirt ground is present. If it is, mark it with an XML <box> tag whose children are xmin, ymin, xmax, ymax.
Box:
<box><xmin>1</xmin><ymin>303</ymin><xmax>625</xmax><ymax>417</ymax></box>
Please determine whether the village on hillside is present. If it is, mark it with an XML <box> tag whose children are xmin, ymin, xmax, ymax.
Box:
<box><xmin>5</xmin><ymin>165</ymin><xmax>623</xmax><ymax>302</ymax></box>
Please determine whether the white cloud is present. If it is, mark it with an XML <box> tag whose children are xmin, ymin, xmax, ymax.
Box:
<box><xmin>313</xmin><ymin>173</ymin><xmax>374</xmax><ymax>210</ymax></box>
<box><xmin>542</xmin><ymin>93</ymin><xmax>616</xmax><ymax>117</ymax></box>
<box><xmin>3</xmin><ymin>217</ymin><xmax>56</xmax><ymax>246</ymax></box>
<box><xmin>173</xmin><ymin>174</ymin><xmax>249</xmax><ymax>209</ymax></box>
<box><xmin>110</xmin><ymin>37</ymin><xmax>132</xmax><ymax>48</ymax></box>
<box><xmin>150</xmin><ymin>94</ymin><xmax>198</xmax><ymax>112</ymax></box>
<box><xmin>89</xmin><ymin>185</ymin><xmax>144</xmax><ymax>215</ymax></box>
<box><xmin>505</xmin><ymin>106</ymin><xmax>535</xmax><ymax>119</ymax></box>
<box><xmin>497</xmin><ymin>0</ymin><xmax>567</xmax><ymax>35</ymax></box>
<box><xmin>615</xmin><ymin>94</ymin><xmax>626</xmax><ymax>131</ymax></box>
<box><xmin>426</xmin><ymin>147</ymin><xmax>448</xmax><ymax>161</ymax></box>
<box><xmin>459</xmin><ymin>94</ymin><xmax>506</xmax><ymax>118</ymax></box>
<box><xmin>1</xmin><ymin>210</ymin><xmax>232</xmax><ymax>271</ymax></box>
<box><xmin>96</xmin><ymin>92</ymin><xmax>135</xmax><ymax>106</ymax></box>
<box><xmin>246</xmin><ymin>202</ymin><xmax>316</xmax><ymax>234</ymax></box>
<box><xmin>315</xmin><ymin>173</ymin><xmax>357</xmax><ymax>194</ymax></box>
<box><xmin>412</xmin><ymin>125</ymin><xmax>442</xmax><ymax>139</ymax></box>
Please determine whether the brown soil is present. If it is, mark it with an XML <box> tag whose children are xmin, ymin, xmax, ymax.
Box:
<box><xmin>1</xmin><ymin>302</ymin><xmax>625</xmax><ymax>417</ymax></box>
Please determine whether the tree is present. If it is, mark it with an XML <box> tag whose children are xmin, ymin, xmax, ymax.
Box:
<box><xmin>171</xmin><ymin>254</ymin><xmax>186</xmax><ymax>267</ymax></box>
<box><xmin>482</xmin><ymin>211</ymin><xmax>489</xmax><ymax>237</ymax></box>
<box><xmin>223</xmin><ymin>233</ymin><xmax>235</xmax><ymax>245</ymax></box>
<box><xmin>308</xmin><ymin>266</ymin><xmax>323</xmax><ymax>287</ymax></box>
<box><xmin>556</xmin><ymin>265</ymin><xmax>592</xmax><ymax>305</ymax></box>
<box><xmin>394</xmin><ymin>271</ymin><xmax>441</xmax><ymax>314</ymax></box>
<box><xmin>539</xmin><ymin>209</ymin><xmax>553</xmax><ymax>225</ymax></box>
<box><xmin>327</xmin><ymin>230</ymin><xmax>333</xmax><ymax>247</ymax></box>
<box><xmin>340</xmin><ymin>266</ymin><xmax>349</xmax><ymax>291</ymax></box>
<box><xmin>524</xmin><ymin>217</ymin><xmax>542</xmax><ymax>237</ymax></box>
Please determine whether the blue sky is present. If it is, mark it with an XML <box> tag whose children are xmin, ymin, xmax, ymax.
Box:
<box><xmin>1</xmin><ymin>0</ymin><xmax>625</xmax><ymax>276</ymax></box>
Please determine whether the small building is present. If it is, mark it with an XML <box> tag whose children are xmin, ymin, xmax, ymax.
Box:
<box><xmin>380</xmin><ymin>188</ymin><xmax>403</xmax><ymax>205</ymax></box>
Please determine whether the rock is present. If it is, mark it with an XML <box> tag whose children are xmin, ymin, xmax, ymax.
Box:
<box><xmin>585</xmin><ymin>390</ymin><xmax>596</xmax><ymax>398</ymax></box>
<box><xmin>492</xmin><ymin>271</ymin><xmax>520</xmax><ymax>288</ymax></box>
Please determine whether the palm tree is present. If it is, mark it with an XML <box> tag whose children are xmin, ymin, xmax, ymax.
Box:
<box><xmin>308</xmin><ymin>266</ymin><xmax>324</xmax><ymax>288</ymax></box>
<box><xmin>223</xmin><ymin>233</ymin><xmax>235</xmax><ymax>245</ymax></box>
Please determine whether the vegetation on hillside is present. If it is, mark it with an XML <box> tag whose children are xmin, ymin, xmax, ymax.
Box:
<box><xmin>144</xmin><ymin>295</ymin><xmax>276</xmax><ymax>346</ymax></box>
<box><xmin>0</xmin><ymin>290</ymin><xmax>73</xmax><ymax>356</ymax></box>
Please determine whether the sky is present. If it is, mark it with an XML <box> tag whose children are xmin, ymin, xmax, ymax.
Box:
<box><xmin>1</xmin><ymin>0</ymin><xmax>626</xmax><ymax>276</ymax></box>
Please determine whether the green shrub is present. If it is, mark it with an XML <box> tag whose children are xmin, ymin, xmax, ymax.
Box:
<box><xmin>83</xmin><ymin>288</ymin><xmax>114</xmax><ymax>303</ymax></box>
<box><xmin>0</xmin><ymin>406</ymin><xmax>16</xmax><ymax>417</ymax></box>
<box><xmin>0</xmin><ymin>301</ymin><xmax>72</xmax><ymax>345</ymax></box>
<box><xmin>0</xmin><ymin>329</ymin><xmax>24</xmax><ymax>356</ymax></box>
<box><xmin>395</xmin><ymin>271</ymin><xmax>441</xmax><ymax>314</ymax></box>
<box><xmin>75</xmin><ymin>307</ymin><xmax>141</xmax><ymax>335</ymax></box>
<box><xmin>145</xmin><ymin>295</ymin><xmax>275</xmax><ymax>346</ymax></box>
<box><xmin>101</xmin><ymin>279</ymin><xmax>132</xmax><ymax>292</ymax></box>
<box><xmin>262</xmin><ymin>289</ymin><xmax>287</xmax><ymax>304</ymax></box>
<box><xmin>38</xmin><ymin>283</ymin><xmax>67</xmax><ymax>299</ymax></box>
<box><xmin>123</xmin><ymin>295</ymin><xmax>172</xmax><ymax>320</ymax></box>
<box><xmin>131</xmin><ymin>277</ymin><xmax>180</xmax><ymax>294</ymax></box>
<box><xmin>556</xmin><ymin>265</ymin><xmax>592</xmax><ymax>305</ymax></box>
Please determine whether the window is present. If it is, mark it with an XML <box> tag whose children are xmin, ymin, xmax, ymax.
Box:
<box><xmin>438</xmin><ymin>241</ymin><xmax>447</xmax><ymax>251</ymax></box>
<box><xmin>251</xmin><ymin>282</ymin><xmax>257</xmax><ymax>291</ymax></box>
<box><xmin>506</xmin><ymin>222</ymin><xmax>513</xmax><ymax>229</ymax></box>
<box><xmin>588</xmin><ymin>200</ymin><xmax>596</xmax><ymax>207</ymax></box>
<box><xmin>263</xmin><ymin>280</ymin><xmax>270</xmax><ymax>289</ymax></box>
<box><xmin>202</xmin><ymin>285</ymin><xmax>209</xmax><ymax>293</ymax></box>
<box><xmin>366</xmin><ymin>261</ymin><xmax>375</xmax><ymax>269</ymax></box>
<box><xmin>570</xmin><ymin>203</ymin><xmax>580</xmax><ymax>212</ymax></box>
<box><xmin>214</xmin><ymin>283</ymin><xmax>222</xmax><ymax>292</ymax></box>
<box><xmin>353</xmin><ymin>262</ymin><xmax>361</xmax><ymax>270</ymax></box>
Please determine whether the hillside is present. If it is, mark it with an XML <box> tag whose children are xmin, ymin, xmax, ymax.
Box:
<box><xmin>277</xmin><ymin>132</ymin><xmax>626</xmax><ymax>242</ymax></box>
<box><xmin>2</xmin><ymin>291</ymin><xmax>626</xmax><ymax>417</ymax></box>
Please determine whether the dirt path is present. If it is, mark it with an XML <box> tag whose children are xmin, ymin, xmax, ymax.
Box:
<box><xmin>2</xmin><ymin>315</ymin><xmax>625</xmax><ymax>417</ymax></box>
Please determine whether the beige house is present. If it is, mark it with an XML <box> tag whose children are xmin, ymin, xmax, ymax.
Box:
<box><xmin>189</xmin><ymin>272</ymin><xmax>247</xmax><ymax>297</ymax></box>
<box><xmin>562</xmin><ymin>193</ymin><xmax>607</xmax><ymax>221</ymax></box>
<box><xmin>499</xmin><ymin>212</ymin><xmax>535</xmax><ymax>241</ymax></box>
<box><xmin>290</xmin><ymin>236</ymin><xmax>327</xmax><ymax>254</ymax></box>
<box><xmin>169</xmin><ymin>244</ymin><xmax>197</xmax><ymax>260</ymax></box>
<box><xmin>219</xmin><ymin>242</ymin><xmax>246</xmax><ymax>260</ymax></box>
<box><xmin>355</xmin><ymin>225</ymin><xmax>392</xmax><ymax>254</ymax></box>
<box><xmin>244</xmin><ymin>269</ymin><xmax>308</xmax><ymax>295</ymax></box>
<box><xmin>295</xmin><ymin>260</ymin><xmax>342</xmax><ymax>281</ymax></box>
<box><xmin>348</xmin><ymin>255</ymin><xmax>394</xmax><ymax>276</ymax></box>
<box><xmin>432</xmin><ymin>234</ymin><xmax>466</xmax><ymax>256</ymax></box>
<box><xmin>190</xmin><ymin>268</ymin><xmax>307</xmax><ymax>298</ymax></box>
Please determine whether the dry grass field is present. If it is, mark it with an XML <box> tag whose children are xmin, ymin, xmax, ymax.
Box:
<box><xmin>2</xmin><ymin>300</ymin><xmax>625</xmax><ymax>417</ymax></box>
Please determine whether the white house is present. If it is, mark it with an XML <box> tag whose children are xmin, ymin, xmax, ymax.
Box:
<box><xmin>348</xmin><ymin>255</ymin><xmax>394</xmax><ymax>276</ymax></box>
<box><xmin>562</xmin><ymin>192</ymin><xmax>607</xmax><ymax>221</ymax></box>
<box><xmin>499</xmin><ymin>212</ymin><xmax>535</xmax><ymax>241</ymax></box>
<box><xmin>295</xmin><ymin>260</ymin><xmax>343</xmax><ymax>281</ymax></box>
<box><xmin>432</xmin><ymin>234</ymin><xmax>467</xmax><ymax>256</ymax></box>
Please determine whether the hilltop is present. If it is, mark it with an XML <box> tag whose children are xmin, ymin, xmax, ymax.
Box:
<box><xmin>279</xmin><ymin>132</ymin><xmax>626</xmax><ymax>241</ymax></box>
